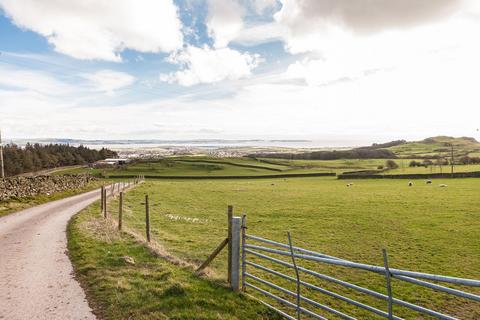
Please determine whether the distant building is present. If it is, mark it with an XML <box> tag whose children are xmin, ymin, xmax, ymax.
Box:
<box><xmin>92</xmin><ymin>158</ymin><xmax>131</xmax><ymax>168</ymax></box>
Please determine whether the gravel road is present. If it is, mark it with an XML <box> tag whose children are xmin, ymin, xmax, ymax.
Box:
<box><xmin>0</xmin><ymin>189</ymin><xmax>102</xmax><ymax>320</ymax></box>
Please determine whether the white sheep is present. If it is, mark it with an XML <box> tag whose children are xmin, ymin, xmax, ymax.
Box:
<box><xmin>439</xmin><ymin>184</ymin><xmax>448</xmax><ymax>188</ymax></box>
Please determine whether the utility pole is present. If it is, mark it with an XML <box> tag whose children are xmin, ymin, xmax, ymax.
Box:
<box><xmin>0</xmin><ymin>129</ymin><xmax>4</xmax><ymax>179</ymax></box>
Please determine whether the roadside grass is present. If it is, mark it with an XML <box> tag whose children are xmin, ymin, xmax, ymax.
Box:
<box><xmin>0</xmin><ymin>180</ymin><xmax>104</xmax><ymax>218</ymax></box>
<box><xmin>107</xmin><ymin>177</ymin><xmax>480</xmax><ymax>319</ymax></box>
<box><xmin>67</xmin><ymin>201</ymin><xmax>281</xmax><ymax>320</ymax></box>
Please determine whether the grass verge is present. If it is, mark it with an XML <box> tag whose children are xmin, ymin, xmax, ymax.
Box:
<box><xmin>67</xmin><ymin>200</ymin><xmax>281</xmax><ymax>320</ymax></box>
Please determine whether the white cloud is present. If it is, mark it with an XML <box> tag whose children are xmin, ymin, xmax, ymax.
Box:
<box><xmin>273</xmin><ymin>0</ymin><xmax>460</xmax><ymax>39</ymax></box>
<box><xmin>250</xmin><ymin>0</ymin><xmax>279</xmax><ymax>14</ymax></box>
<box><xmin>160</xmin><ymin>46</ymin><xmax>262</xmax><ymax>86</ymax></box>
<box><xmin>282</xmin><ymin>15</ymin><xmax>480</xmax><ymax>86</ymax></box>
<box><xmin>206</xmin><ymin>0</ymin><xmax>245</xmax><ymax>48</ymax></box>
<box><xmin>0</xmin><ymin>0</ymin><xmax>183</xmax><ymax>61</ymax></box>
<box><xmin>82</xmin><ymin>70</ymin><xmax>136</xmax><ymax>95</ymax></box>
<box><xmin>235</xmin><ymin>22</ymin><xmax>288</xmax><ymax>46</ymax></box>
<box><xmin>0</xmin><ymin>65</ymin><xmax>74</xmax><ymax>95</ymax></box>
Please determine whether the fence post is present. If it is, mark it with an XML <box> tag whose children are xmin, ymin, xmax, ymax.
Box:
<box><xmin>230</xmin><ymin>217</ymin><xmax>241</xmax><ymax>292</ymax></box>
<box><xmin>145</xmin><ymin>194</ymin><xmax>150</xmax><ymax>242</ymax></box>
<box><xmin>382</xmin><ymin>248</ymin><xmax>394</xmax><ymax>320</ymax></box>
<box><xmin>100</xmin><ymin>186</ymin><xmax>104</xmax><ymax>214</ymax></box>
<box><xmin>103</xmin><ymin>188</ymin><xmax>107</xmax><ymax>219</ymax></box>
<box><xmin>287</xmin><ymin>232</ymin><xmax>301</xmax><ymax>320</ymax></box>
<box><xmin>227</xmin><ymin>205</ymin><xmax>233</xmax><ymax>283</ymax></box>
<box><xmin>241</xmin><ymin>214</ymin><xmax>247</xmax><ymax>292</ymax></box>
<box><xmin>118</xmin><ymin>192</ymin><xmax>123</xmax><ymax>230</ymax></box>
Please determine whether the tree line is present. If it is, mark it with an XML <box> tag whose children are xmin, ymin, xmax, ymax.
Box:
<box><xmin>1</xmin><ymin>143</ymin><xmax>117</xmax><ymax>177</ymax></box>
<box><xmin>250</xmin><ymin>148</ymin><xmax>397</xmax><ymax>160</ymax></box>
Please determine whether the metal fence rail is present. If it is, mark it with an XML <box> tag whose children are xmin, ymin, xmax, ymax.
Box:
<box><xmin>242</xmin><ymin>232</ymin><xmax>480</xmax><ymax>320</ymax></box>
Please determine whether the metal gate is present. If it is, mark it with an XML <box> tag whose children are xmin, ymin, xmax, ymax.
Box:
<box><xmin>240</xmin><ymin>221</ymin><xmax>480</xmax><ymax>319</ymax></box>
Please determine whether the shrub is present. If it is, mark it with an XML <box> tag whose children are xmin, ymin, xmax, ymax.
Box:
<box><xmin>386</xmin><ymin>160</ymin><xmax>399</xmax><ymax>169</ymax></box>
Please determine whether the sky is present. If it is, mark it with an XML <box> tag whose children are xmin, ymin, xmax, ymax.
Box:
<box><xmin>0</xmin><ymin>0</ymin><xmax>480</xmax><ymax>146</ymax></box>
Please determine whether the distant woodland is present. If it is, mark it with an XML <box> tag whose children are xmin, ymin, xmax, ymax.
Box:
<box><xmin>1</xmin><ymin>144</ymin><xmax>117</xmax><ymax>177</ymax></box>
<box><xmin>251</xmin><ymin>148</ymin><xmax>397</xmax><ymax>160</ymax></box>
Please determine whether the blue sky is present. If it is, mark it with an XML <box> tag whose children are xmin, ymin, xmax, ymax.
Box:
<box><xmin>1</xmin><ymin>0</ymin><xmax>480</xmax><ymax>145</ymax></box>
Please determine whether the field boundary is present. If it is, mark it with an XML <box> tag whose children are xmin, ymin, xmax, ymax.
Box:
<box><xmin>106</xmin><ymin>172</ymin><xmax>336</xmax><ymax>179</ymax></box>
<box><xmin>172</xmin><ymin>159</ymin><xmax>284</xmax><ymax>172</ymax></box>
<box><xmin>338</xmin><ymin>171</ymin><xmax>480</xmax><ymax>179</ymax></box>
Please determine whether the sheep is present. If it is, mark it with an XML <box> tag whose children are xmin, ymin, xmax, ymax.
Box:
<box><xmin>426</xmin><ymin>180</ymin><xmax>432</xmax><ymax>184</ymax></box>
<box><xmin>408</xmin><ymin>182</ymin><xmax>413</xmax><ymax>187</ymax></box>
<box><xmin>346</xmin><ymin>183</ymin><xmax>354</xmax><ymax>187</ymax></box>
<box><xmin>439</xmin><ymin>184</ymin><xmax>448</xmax><ymax>188</ymax></box>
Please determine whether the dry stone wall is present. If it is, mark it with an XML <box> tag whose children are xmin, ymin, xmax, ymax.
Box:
<box><xmin>0</xmin><ymin>175</ymin><xmax>96</xmax><ymax>201</ymax></box>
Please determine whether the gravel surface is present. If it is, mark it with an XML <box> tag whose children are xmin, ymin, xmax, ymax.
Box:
<box><xmin>0</xmin><ymin>189</ymin><xmax>102</xmax><ymax>320</ymax></box>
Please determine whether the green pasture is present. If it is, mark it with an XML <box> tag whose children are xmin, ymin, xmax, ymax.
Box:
<box><xmin>100</xmin><ymin>177</ymin><xmax>480</xmax><ymax>319</ymax></box>
<box><xmin>55</xmin><ymin>157</ymin><xmax>391</xmax><ymax>177</ymax></box>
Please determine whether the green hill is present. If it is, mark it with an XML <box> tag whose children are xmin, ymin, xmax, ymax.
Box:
<box><xmin>386</xmin><ymin>136</ymin><xmax>480</xmax><ymax>158</ymax></box>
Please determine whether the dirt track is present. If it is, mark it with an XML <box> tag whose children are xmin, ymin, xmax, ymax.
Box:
<box><xmin>0</xmin><ymin>189</ymin><xmax>101</xmax><ymax>320</ymax></box>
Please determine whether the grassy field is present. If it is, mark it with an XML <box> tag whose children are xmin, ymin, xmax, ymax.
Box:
<box><xmin>68</xmin><ymin>202</ymin><xmax>280</xmax><ymax>320</ymax></box>
<box><xmin>56</xmin><ymin>157</ymin><xmax>394</xmax><ymax>178</ymax></box>
<box><xmin>96</xmin><ymin>177</ymin><xmax>480</xmax><ymax>319</ymax></box>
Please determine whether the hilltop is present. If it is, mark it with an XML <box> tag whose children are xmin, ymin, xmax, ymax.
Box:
<box><xmin>385</xmin><ymin>136</ymin><xmax>480</xmax><ymax>158</ymax></box>
<box><xmin>249</xmin><ymin>136</ymin><xmax>480</xmax><ymax>160</ymax></box>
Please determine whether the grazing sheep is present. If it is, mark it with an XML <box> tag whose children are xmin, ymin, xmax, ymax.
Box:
<box><xmin>408</xmin><ymin>182</ymin><xmax>413</xmax><ymax>187</ymax></box>
<box><xmin>439</xmin><ymin>184</ymin><xmax>448</xmax><ymax>188</ymax></box>
<box><xmin>346</xmin><ymin>183</ymin><xmax>354</xmax><ymax>187</ymax></box>
<box><xmin>426</xmin><ymin>180</ymin><xmax>432</xmax><ymax>184</ymax></box>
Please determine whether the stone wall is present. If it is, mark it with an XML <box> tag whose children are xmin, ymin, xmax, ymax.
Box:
<box><xmin>0</xmin><ymin>175</ymin><xmax>96</xmax><ymax>201</ymax></box>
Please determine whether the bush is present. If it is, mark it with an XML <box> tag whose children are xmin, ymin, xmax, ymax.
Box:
<box><xmin>386</xmin><ymin>160</ymin><xmax>399</xmax><ymax>169</ymax></box>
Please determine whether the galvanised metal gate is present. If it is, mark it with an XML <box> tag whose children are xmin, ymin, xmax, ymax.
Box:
<box><xmin>240</xmin><ymin>220</ymin><xmax>480</xmax><ymax>319</ymax></box>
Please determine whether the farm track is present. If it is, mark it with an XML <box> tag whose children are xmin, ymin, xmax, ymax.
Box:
<box><xmin>0</xmin><ymin>189</ymin><xmax>102</xmax><ymax>320</ymax></box>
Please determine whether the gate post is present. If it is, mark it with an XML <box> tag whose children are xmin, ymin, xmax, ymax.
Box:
<box><xmin>241</xmin><ymin>214</ymin><xmax>247</xmax><ymax>292</ymax></box>
<box><xmin>230</xmin><ymin>217</ymin><xmax>241</xmax><ymax>292</ymax></box>
<box><xmin>227</xmin><ymin>205</ymin><xmax>233</xmax><ymax>283</ymax></box>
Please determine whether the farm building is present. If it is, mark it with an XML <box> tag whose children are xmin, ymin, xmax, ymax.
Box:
<box><xmin>91</xmin><ymin>158</ymin><xmax>131</xmax><ymax>168</ymax></box>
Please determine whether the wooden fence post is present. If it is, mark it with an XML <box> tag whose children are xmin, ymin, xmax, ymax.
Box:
<box><xmin>145</xmin><ymin>195</ymin><xmax>150</xmax><ymax>242</ymax></box>
<box><xmin>227</xmin><ymin>205</ymin><xmax>233</xmax><ymax>283</ymax></box>
<box><xmin>118</xmin><ymin>192</ymin><xmax>123</xmax><ymax>230</ymax></box>
<box><xmin>100</xmin><ymin>186</ymin><xmax>104</xmax><ymax>214</ymax></box>
<box><xmin>103</xmin><ymin>188</ymin><xmax>107</xmax><ymax>219</ymax></box>
<box><xmin>230</xmin><ymin>217</ymin><xmax>241</xmax><ymax>292</ymax></box>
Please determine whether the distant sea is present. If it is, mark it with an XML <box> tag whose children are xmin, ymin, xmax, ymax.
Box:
<box><xmin>10</xmin><ymin>138</ymin><xmax>368</xmax><ymax>150</ymax></box>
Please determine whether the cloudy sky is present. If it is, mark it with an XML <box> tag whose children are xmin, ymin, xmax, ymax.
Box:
<box><xmin>0</xmin><ymin>0</ymin><xmax>479</xmax><ymax>145</ymax></box>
